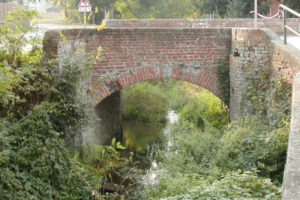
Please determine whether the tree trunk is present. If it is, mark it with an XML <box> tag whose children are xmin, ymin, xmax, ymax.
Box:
<box><xmin>64</xmin><ymin>3</ymin><xmax>68</xmax><ymax>18</ymax></box>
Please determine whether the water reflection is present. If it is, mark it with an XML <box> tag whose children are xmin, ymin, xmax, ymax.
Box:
<box><xmin>123</xmin><ymin>121</ymin><xmax>165</xmax><ymax>152</ymax></box>
<box><xmin>123</xmin><ymin>110</ymin><xmax>179</xmax><ymax>185</ymax></box>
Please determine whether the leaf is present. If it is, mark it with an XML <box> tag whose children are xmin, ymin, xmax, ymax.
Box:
<box><xmin>96</xmin><ymin>12</ymin><xmax>109</xmax><ymax>31</ymax></box>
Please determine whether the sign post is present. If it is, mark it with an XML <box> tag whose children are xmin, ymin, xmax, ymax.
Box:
<box><xmin>78</xmin><ymin>0</ymin><xmax>92</xmax><ymax>25</ymax></box>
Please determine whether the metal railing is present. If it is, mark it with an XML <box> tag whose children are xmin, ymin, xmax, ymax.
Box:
<box><xmin>279</xmin><ymin>4</ymin><xmax>300</xmax><ymax>44</ymax></box>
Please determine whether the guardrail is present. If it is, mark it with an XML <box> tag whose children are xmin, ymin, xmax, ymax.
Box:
<box><xmin>279</xmin><ymin>4</ymin><xmax>300</xmax><ymax>44</ymax></box>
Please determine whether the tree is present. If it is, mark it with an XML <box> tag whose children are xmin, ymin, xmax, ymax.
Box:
<box><xmin>151</xmin><ymin>0</ymin><xmax>200</xmax><ymax>19</ymax></box>
<box><xmin>226</xmin><ymin>0</ymin><xmax>248</xmax><ymax>18</ymax></box>
<box><xmin>114</xmin><ymin>0</ymin><xmax>157</xmax><ymax>19</ymax></box>
<box><xmin>283</xmin><ymin>0</ymin><xmax>300</xmax><ymax>12</ymax></box>
<box><xmin>51</xmin><ymin>0</ymin><xmax>71</xmax><ymax>17</ymax></box>
<box><xmin>114</xmin><ymin>0</ymin><xmax>223</xmax><ymax>19</ymax></box>
<box><xmin>226</xmin><ymin>0</ymin><xmax>270</xmax><ymax>18</ymax></box>
<box><xmin>84</xmin><ymin>0</ymin><xmax>117</xmax><ymax>23</ymax></box>
<box><xmin>193</xmin><ymin>0</ymin><xmax>229</xmax><ymax>17</ymax></box>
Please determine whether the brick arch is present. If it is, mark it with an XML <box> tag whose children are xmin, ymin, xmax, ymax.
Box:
<box><xmin>43</xmin><ymin>28</ymin><xmax>231</xmax><ymax>106</ymax></box>
<box><xmin>91</xmin><ymin>65</ymin><xmax>219</xmax><ymax>106</ymax></box>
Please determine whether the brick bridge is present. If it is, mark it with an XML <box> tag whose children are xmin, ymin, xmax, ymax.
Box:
<box><xmin>43</xmin><ymin>19</ymin><xmax>300</xmax><ymax>199</ymax></box>
<box><xmin>46</xmin><ymin>28</ymin><xmax>231</xmax><ymax>102</ymax></box>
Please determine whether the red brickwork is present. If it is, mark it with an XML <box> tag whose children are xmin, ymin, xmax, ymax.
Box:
<box><xmin>44</xmin><ymin>28</ymin><xmax>231</xmax><ymax>105</ymax></box>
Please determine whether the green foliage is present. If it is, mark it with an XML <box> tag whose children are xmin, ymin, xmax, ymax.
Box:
<box><xmin>76</xmin><ymin>139</ymin><xmax>140</xmax><ymax>199</ymax></box>
<box><xmin>121</xmin><ymin>79</ymin><xmax>228</xmax><ymax>127</ymax></box>
<box><xmin>226</xmin><ymin>0</ymin><xmax>270</xmax><ymax>18</ymax></box>
<box><xmin>122</xmin><ymin>82</ymin><xmax>168</xmax><ymax>123</ymax></box>
<box><xmin>114</xmin><ymin>0</ymin><xmax>152</xmax><ymax>19</ymax></box>
<box><xmin>243</xmin><ymin>66</ymin><xmax>291</xmax><ymax>127</ymax></box>
<box><xmin>196</xmin><ymin>170</ymin><xmax>281</xmax><ymax>199</ymax></box>
<box><xmin>0</xmin><ymin>107</ymin><xmax>95</xmax><ymax>200</ymax></box>
<box><xmin>63</xmin><ymin>0</ymin><xmax>278</xmax><ymax>23</ymax></box>
<box><xmin>51</xmin><ymin>0</ymin><xmax>73</xmax><ymax>17</ymax></box>
<box><xmin>114</xmin><ymin>0</ymin><xmax>228</xmax><ymax>19</ymax></box>
<box><xmin>217</xmin><ymin>59</ymin><xmax>230</xmax><ymax>106</ymax></box>
<box><xmin>165</xmin><ymin>79</ymin><xmax>200</xmax><ymax>111</ymax></box>
<box><xmin>226</xmin><ymin>0</ymin><xmax>248</xmax><ymax>18</ymax></box>
<box><xmin>282</xmin><ymin>0</ymin><xmax>300</xmax><ymax>12</ymax></box>
<box><xmin>194</xmin><ymin>0</ymin><xmax>229</xmax><ymax>17</ymax></box>
<box><xmin>0</xmin><ymin>8</ymin><xmax>100</xmax><ymax>199</ymax></box>
<box><xmin>0</xmin><ymin>7</ymin><xmax>39</xmax><ymax>59</ymax></box>
<box><xmin>143</xmin><ymin>170</ymin><xmax>281</xmax><ymax>200</ymax></box>
<box><xmin>114</xmin><ymin>0</ymin><xmax>199</xmax><ymax>19</ymax></box>
<box><xmin>141</xmin><ymin>120</ymin><xmax>282</xmax><ymax>199</ymax></box>
<box><xmin>180</xmin><ymin>90</ymin><xmax>228</xmax><ymax>129</ymax></box>
<box><xmin>218</xmin><ymin>116</ymin><xmax>289</xmax><ymax>182</ymax></box>
<box><xmin>113</xmin><ymin>0</ymin><xmax>271</xmax><ymax>19</ymax></box>
<box><xmin>193</xmin><ymin>170</ymin><xmax>281</xmax><ymax>199</ymax></box>
<box><xmin>139</xmin><ymin>65</ymin><xmax>290</xmax><ymax>199</ymax></box>
<box><xmin>0</xmin><ymin>7</ymin><xmax>40</xmax><ymax>107</ymax></box>
<box><xmin>123</xmin><ymin>120</ymin><xmax>165</xmax><ymax>152</ymax></box>
<box><xmin>154</xmin><ymin>121</ymin><xmax>221</xmax><ymax>177</ymax></box>
<box><xmin>143</xmin><ymin>0</ymin><xmax>200</xmax><ymax>19</ymax></box>
<box><xmin>218</xmin><ymin>67</ymin><xmax>292</xmax><ymax>183</ymax></box>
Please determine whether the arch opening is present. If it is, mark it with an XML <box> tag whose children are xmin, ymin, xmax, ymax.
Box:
<box><xmin>120</xmin><ymin>78</ymin><xmax>229</xmax><ymax>152</ymax></box>
<box><xmin>91</xmin><ymin>78</ymin><xmax>228</xmax><ymax>147</ymax></box>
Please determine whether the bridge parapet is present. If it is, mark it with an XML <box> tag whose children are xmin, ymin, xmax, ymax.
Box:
<box><xmin>283</xmin><ymin>72</ymin><xmax>300</xmax><ymax>200</ymax></box>
<box><xmin>106</xmin><ymin>19</ymin><xmax>300</xmax><ymax>35</ymax></box>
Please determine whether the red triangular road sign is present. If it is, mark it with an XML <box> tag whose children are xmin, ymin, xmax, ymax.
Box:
<box><xmin>78</xmin><ymin>0</ymin><xmax>91</xmax><ymax>8</ymax></box>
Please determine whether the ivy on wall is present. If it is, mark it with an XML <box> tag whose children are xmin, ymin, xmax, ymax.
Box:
<box><xmin>217</xmin><ymin>59</ymin><xmax>230</xmax><ymax>106</ymax></box>
<box><xmin>242</xmin><ymin>66</ymin><xmax>292</xmax><ymax>127</ymax></box>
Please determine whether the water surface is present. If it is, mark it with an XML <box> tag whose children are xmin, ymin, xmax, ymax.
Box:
<box><xmin>122</xmin><ymin>110</ymin><xmax>179</xmax><ymax>184</ymax></box>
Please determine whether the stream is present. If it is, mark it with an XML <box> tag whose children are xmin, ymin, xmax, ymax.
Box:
<box><xmin>122</xmin><ymin>110</ymin><xmax>179</xmax><ymax>185</ymax></box>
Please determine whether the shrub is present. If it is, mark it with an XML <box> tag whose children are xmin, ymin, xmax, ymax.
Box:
<box><xmin>142</xmin><ymin>170</ymin><xmax>280</xmax><ymax>199</ymax></box>
<box><xmin>194</xmin><ymin>170</ymin><xmax>281</xmax><ymax>200</ymax></box>
<box><xmin>156</xmin><ymin>171</ymin><xmax>280</xmax><ymax>200</ymax></box>
<box><xmin>0</xmin><ymin>107</ymin><xmax>96</xmax><ymax>200</ymax></box>
<box><xmin>0</xmin><ymin>6</ymin><xmax>41</xmax><ymax>112</ymax></box>
<box><xmin>243</xmin><ymin>66</ymin><xmax>291</xmax><ymax>127</ymax></box>
<box><xmin>75</xmin><ymin>139</ymin><xmax>141</xmax><ymax>199</ymax></box>
<box><xmin>140</xmin><ymin>119</ymin><xmax>282</xmax><ymax>199</ymax></box>
<box><xmin>165</xmin><ymin>79</ymin><xmax>200</xmax><ymax>111</ymax></box>
<box><xmin>154</xmin><ymin>121</ymin><xmax>221</xmax><ymax>176</ymax></box>
<box><xmin>217</xmin><ymin>115</ymin><xmax>289</xmax><ymax>183</ymax></box>
<box><xmin>136</xmin><ymin>71</ymin><xmax>289</xmax><ymax>199</ymax></box>
<box><xmin>0</xmin><ymin>7</ymin><xmax>100</xmax><ymax>199</ymax></box>
<box><xmin>180</xmin><ymin>90</ymin><xmax>228</xmax><ymax>129</ymax></box>
<box><xmin>121</xmin><ymin>82</ymin><xmax>168</xmax><ymax>123</ymax></box>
